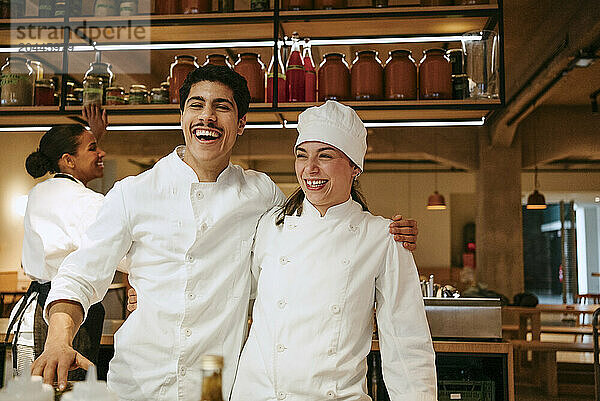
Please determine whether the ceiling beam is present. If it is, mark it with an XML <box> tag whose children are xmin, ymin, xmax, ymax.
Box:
<box><xmin>520</xmin><ymin>106</ymin><xmax>600</xmax><ymax>168</ymax></box>
<box><xmin>490</xmin><ymin>2</ymin><xmax>600</xmax><ymax>147</ymax></box>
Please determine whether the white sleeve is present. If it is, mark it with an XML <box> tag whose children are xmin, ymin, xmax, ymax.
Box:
<box><xmin>375</xmin><ymin>240</ymin><xmax>437</xmax><ymax>401</ymax></box>
<box><xmin>45</xmin><ymin>181</ymin><xmax>133</xmax><ymax>322</ymax></box>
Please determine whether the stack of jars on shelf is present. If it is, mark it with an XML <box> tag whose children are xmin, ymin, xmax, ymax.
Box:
<box><xmin>0</xmin><ymin>56</ymin><xmax>61</xmax><ymax>106</ymax></box>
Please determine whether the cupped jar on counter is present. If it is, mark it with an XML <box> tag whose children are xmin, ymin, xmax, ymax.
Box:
<box><xmin>351</xmin><ymin>50</ymin><xmax>384</xmax><ymax>100</ymax></box>
<box><xmin>234</xmin><ymin>53</ymin><xmax>266</xmax><ymax>103</ymax></box>
<box><xmin>418</xmin><ymin>48</ymin><xmax>452</xmax><ymax>100</ymax></box>
<box><xmin>384</xmin><ymin>50</ymin><xmax>417</xmax><ymax>100</ymax></box>
<box><xmin>318</xmin><ymin>53</ymin><xmax>350</xmax><ymax>102</ymax></box>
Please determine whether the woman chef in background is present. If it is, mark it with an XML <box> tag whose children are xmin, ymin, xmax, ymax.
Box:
<box><xmin>7</xmin><ymin>105</ymin><xmax>109</xmax><ymax>380</ymax></box>
<box><xmin>231</xmin><ymin>101</ymin><xmax>437</xmax><ymax>401</ymax></box>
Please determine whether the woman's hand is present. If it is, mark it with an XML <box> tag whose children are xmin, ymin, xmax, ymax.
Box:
<box><xmin>127</xmin><ymin>287</ymin><xmax>138</xmax><ymax>312</ymax></box>
<box><xmin>389</xmin><ymin>215</ymin><xmax>418</xmax><ymax>251</ymax></box>
<box><xmin>82</xmin><ymin>104</ymin><xmax>108</xmax><ymax>142</ymax></box>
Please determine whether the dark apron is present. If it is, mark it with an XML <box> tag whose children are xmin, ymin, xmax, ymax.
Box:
<box><xmin>5</xmin><ymin>281</ymin><xmax>105</xmax><ymax>381</ymax></box>
<box><xmin>4</xmin><ymin>173</ymin><xmax>105</xmax><ymax>380</ymax></box>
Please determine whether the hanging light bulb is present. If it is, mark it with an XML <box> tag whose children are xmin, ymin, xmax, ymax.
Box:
<box><xmin>526</xmin><ymin>166</ymin><xmax>547</xmax><ymax>210</ymax></box>
<box><xmin>427</xmin><ymin>140</ymin><xmax>447</xmax><ymax>211</ymax></box>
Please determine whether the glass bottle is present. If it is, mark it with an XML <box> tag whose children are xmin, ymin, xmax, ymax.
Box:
<box><xmin>83</xmin><ymin>76</ymin><xmax>104</xmax><ymax>106</ymax></box>
<box><xmin>266</xmin><ymin>41</ymin><xmax>286</xmax><ymax>103</ymax></box>
<box><xmin>39</xmin><ymin>0</ymin><xmax>54</xmax><ymax>17</ymax></box>
<box><xmin>351</xmin><ymin>50</ymin><xmax>383</xmax><ymax>100</ymax></box>
<box><xmin>28</xmin><ymin>60</ymin><xmax>43</xmax><ymax>81</ymax></box>
<box><xmin>218</xmin><ymin>0</ymin><xmax>234</xmax><ymax>12</ymax></box>
<box><xmin>200</xmin><ymin>355</ymin><xmax>224</xmax><ymax>401</ymax></box>
<box><xmin>169</xmin><ymin>55</ymin><xmax>199</xmax><ymax>104</ymax></box>
<box><xmin>183</xmin><ymin>0</ymin><xmax>212</xmax><ymax>13</ymax></box>
<box><xmin>250</xmin><ymin>0</ymin><xmax>269</xmax><ymax>11</ymax></box>
<box><xmin>234</xmin><ymin>53</ymin><xmax>265</xmax><ymax>103</ymax></box>
<box><xmin>384</xmin><ymin>50</ymin><xmax>417</xmax><ymax>100</ymax></box>
<box><xmin>120</xmin><ymin>0</ymin><xmax>138</xmax><ymax>16</ymax></box>
<box><xmin>82</xmin><ymin>52</ymin><xmax>114</xmax><ymax>104</ymax></box>
<box><xmin>129</xmin><ymin>84</ymin><xmax>149</xmax><ymax>104</ymax></box>
<box><xmin>419</xmin><ymin>48</ymin><xmax>452</xmax><ymax>100</ymax></box>
<box><xmin>303</xmin><ymin>38</ymin><xmax>316</xmax><ymax>102</ymax></box>
<box><xmin>155</xmin><ymin>0</ymin><xmax>181</xmax><ymax>14</ymax></box>
<box><xmin>317</xmin><ymin>53</ymin><xmax>349</xmax><ymax>101</ymax></box>
<box><xmin>286</xmin><ymin>33</ymin><xmax>305</xmax><ymax>102</ymax></box>
<box><xmin>0</xmin><ymin>56</ymin><xmax>34</xmax><ymax>106</ymax></box>
<box><xmin>94</xmin><ymin>0</ymin><xmax>119</xmax><ymax>16</ymax></box>
<box><xmin>203</xmin><ymin>54</ymin><xmax>233</xmax><ymax>69</ymax></box>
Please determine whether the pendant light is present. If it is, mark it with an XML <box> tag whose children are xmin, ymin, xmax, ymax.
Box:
<box><xmin>427</xmin><ymin>138</ymin><xmax>447</xmax><ymax>210</ymax></box>
<box><xmin>526</xmin><ymin>166</ymin><xmax>547</xmax><ymax>210</ymax></box>
<box><xmin>526</xmin><ymin>130</ymin><xmax>546</xmax><ymax>210</ymax></box>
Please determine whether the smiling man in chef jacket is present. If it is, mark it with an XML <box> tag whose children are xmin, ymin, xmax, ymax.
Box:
<box><xmin>32</xmin><ymin>65</ymin><xmax>419</xmax><ymax>401</ymax></box>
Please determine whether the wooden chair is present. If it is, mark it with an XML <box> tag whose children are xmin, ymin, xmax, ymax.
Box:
<box><xmin>576</xmin><ymin>294</ymin><xmax>600</xmax><ymax>325</ymax></box>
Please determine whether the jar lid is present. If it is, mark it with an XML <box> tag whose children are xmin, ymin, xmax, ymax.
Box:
<box><xmin>356</xmin><ymin>50</ymin><xmax>377</xmax><ymax>56</ymax></box>
<box><xmin>66</xmin><ymin>94</ymin><xmax>77</xmax><ymax>100</ymax></box>
<box><xmin>73</xmin><ymin>87</ymin><xmax>83</xmax><ymax>92</ymax></box>
<box><xmin>66</xmin><ymin>81</ymin><xmax>76</xmax><ymax>87</ymax></box>
<box><xmin>207</xmin><ymin>54</ymin><xmax>227</xmax><ymax>59</ymax></box>
<box><xmin>107</xmin><ymin>86</ymin><xmax>124</xmax><ymax>91</ymax></box>
<box><xmin>160</xmin><ymin>81</ymin><xmax>169</xmax><ymax>87</ymax></box>
<box><xmin>423</xmin><ymin>48</ymin><xmax>446</xmax><ymax>54</ymax></box>
<box><xmin>90</xmin><ymin>61</ymin><xmax>112</xmax><ymax>68</ymax></box>
<box><xmin>323</xmin><ymin>52</ymin><xmax>345</xmax><ymax>58</ymax></box>
<box><xmin>390</xmin><ymin>49</ymin><xmax>411</xmax><ymax>56</ymax></box>
<box><xmin>6</xmin><ymin>56</ymin><xmax>28</xmax><ymax>62</ymax></box>
<box><xmin>200</xmin><ymin>355</ymin><xmax>224</xmax><ymax>370</ymax></box>
<box><xmin>446</xmin><ymin>48</ymin><xmax>463</xmax><ymax>54</ymax></box>
<box><xmin>35</xmin><ymin>79</ymin><xmax>54</xmax><ymax>87</ymax></box>
<box><xmin>453</xmin><ymin>73</ymin><xmax>468</xmax><ymax>78</ymax></box>
<box><xmin>238</xmin><ymin>52</ymin><xmax>259</xmax><ymax>58</ymax></box>
<box><xmin>175</xmin><ymin>55</ymin><xmax>197</xmax><ymax>61</ymax></box>
<box><xmin>130</xmin><ymin>84</ymin><xmax>147</xmax><ymax>91</ymax></box>
<box><xmin>151</xmin><ymin>88</ymin><xmax>162</xmax><ymax>92</ymax></box>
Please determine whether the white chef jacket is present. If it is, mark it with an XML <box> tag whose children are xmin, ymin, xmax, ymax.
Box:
<box><xmin>10</xmin><ymin>174</ymin><xmax>104</xmax><ymax>346</ymax></box>
<box><xmin>231</xmin><ymin>198</ymin><xmax>437</xmax><ymax>401</ymax></box>
<box><xmin>45</xmin><ymin>146</ymin><xmax>285</xmax><ymax>401</ymax></box>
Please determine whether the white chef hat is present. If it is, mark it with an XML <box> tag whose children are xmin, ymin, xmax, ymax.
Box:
<box><xmin>295</xmin><ymin>100</ymin><xmax>367</xmax><ymax>171</ymax></box>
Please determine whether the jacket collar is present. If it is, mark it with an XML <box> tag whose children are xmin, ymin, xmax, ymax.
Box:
<box><xmin>301</xmin><ymin>196</ymin><xmax>361</xmax><ymax>221</ymax></box>
<box><xmin>172</xmin><ymin>145</ymin><xmax>234</xmax><ymax>185</ymax></box>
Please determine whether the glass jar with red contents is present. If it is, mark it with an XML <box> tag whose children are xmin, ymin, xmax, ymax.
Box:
<box><xmin>419</xmin><ymin>48</ymin><xmax>452</xmax><ymax>100</ymax></box>
<box><xmin>280</xmin><ymin>0</ymin><xmax>313</xmax><ymax>10</ymax></box>
<box><xmin>234</xmin><ymin>53</ymin><xmax>265</xmax><ymax>103</ymax></box>
<box><xmin>314</xmin><ymin>0</ymin><xmax>346</xmax><ymax>9</ymax></box>
<box><xmin>183</xmin><ymin>0</ymin><xmax>212</xmax><ymax>14</ymax></box>
<box><xmin>266</xmin><ymin>42</ymin><xmax>286</xmax><ymax>103</ymax></box>
<box><xmin>169</xmin><ymin>55</ymin><xmax>199</xmax><ymax>104</ymax></box>
<box><xmin>34</xmin><ymin>79</ymin><xmax>54</xmax><ymax>106</ymax></box>
<box><xmin>384</xmin><ymin>50</ymin><xmax>417</xmax><ymax>100</ymax></box>
<box><xmin>105</xmin><ymin>86</ymin><xmax>125</xmax><ymax>105</ymax></box>
<box><xmin>155</xmin><ymin>0</ymin><xmax>181</xmax><ymax>14</ymax></box>
<box><xmin>351</xmin><ymin>50</ymin><xmax>383</xmax><ymax>100</ymax></box>
<box><xmin>203</xmin><ymin>54</ymin><xmax>233</xmax><ymax>68</ymax></box>
<box><xmin>317</xmin><ymin>53</ymin><xmax>350</xmax><ymax>101</ymax></box>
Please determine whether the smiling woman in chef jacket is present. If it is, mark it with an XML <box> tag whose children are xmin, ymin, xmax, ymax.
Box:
<box><xmin>231</xmin><ymin>100</ymin><xmax>437</xmax><ymax>401</ymax></box>
<box><xmin>6</xmin><ymin>106</ymin><xmax>108</xmax><ymax>379</ymax></box>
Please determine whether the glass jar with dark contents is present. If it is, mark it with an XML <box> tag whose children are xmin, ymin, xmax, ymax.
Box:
<box><xmin>106</xmin><ymin>86</ymin><xmax>126</xmax><ymax>105</ymax></box>
<box><xmin>129</xmin><ymin>84</ymin><xmax>149</xmax><ymax>104</ymax></box>
<box><xmin>34</xmin><ymin>79</ymin><xmax>54</xmax><ymax>106</ymax></box>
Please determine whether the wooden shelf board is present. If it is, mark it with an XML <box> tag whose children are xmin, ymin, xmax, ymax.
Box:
<box><xmin>280</xmin><ymin>4</ymin><xmax>498</xmax><ymax>18</ymax></box>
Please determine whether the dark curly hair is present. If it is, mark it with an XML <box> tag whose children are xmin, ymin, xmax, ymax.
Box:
<box><xmin>25</xmin><ymin>124</ymin><xmax>85</xmax><ymax>178</ymax></box>
<box><xmin>178</xmin><ymin>64</ymin><xmax>251</xmax><ymax>119</ymax></box>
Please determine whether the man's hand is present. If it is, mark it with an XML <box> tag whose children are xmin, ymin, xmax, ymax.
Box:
<box><xmin>31</xmin><ymin>300</ymin><xmax>86</xmax><ymax>390</ymax></box>
<box><xmin>127</xmin><ymin>287</ymin><xmax>137</xmax><ymax>312</ymax></box>
<box><xmin>82</xmin><ymin>104</ymin><xmax>108</xmax><ymax>142</ymax></box>
<box><xmin>31</xmin><ymin>343</ymin><xmax>92</xmax><ymax>390</ymax></box>
<box><xmin>389</xmin><ymin>215</ymin><xmax>418</xmax><ymax>252</ymax></box>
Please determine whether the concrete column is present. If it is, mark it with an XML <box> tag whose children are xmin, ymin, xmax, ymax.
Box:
<box><xmin>476</xmin><ymin>133</ymin><xmax>524</xmax><ymax>299</ymax></box>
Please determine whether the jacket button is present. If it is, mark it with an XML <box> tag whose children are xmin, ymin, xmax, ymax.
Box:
<box><xmin>179</xmin><ymin>366</ymin><xmax>186</xmax><ymax>376</ymax></box>
<box><xmin>200</xmin><ymin>223</ymin><xmax>208</xmax><ymax>232</ymax></box>
<box><xmin>330</xmin><ymin>304</ymin><xmax>341</xmax><ymax>314</ymax></box>
<box><xmin>342</xmin><ymin>259</ymin><xmax>350</xmax><ymax>265</ymax></box>
<box><xmin>326</xmin><ymin>390</ymin><xmax>336</xmax><ymax>398</ymax></box>
<box><xmin>279</xmin><ymin>256</ymin><xmax>288</xmax><ymax>265</ymax></box>
<box><xmin>277</xmin><ymin>391</ymin><xmax>287</xmax><ymax>400</ymax></box>
<box><xmin>348</xmin><ymin>224</ymin><xmax>358</xmax><ymax>232</ymax></box>
<box><xmin>186</xmin><ymin>255</ymin><xmax>194</xmax><ymax>263</ymax></box>
<box><xmin>276</xmin><ymin>344</ymin><xmax>286</xmax><ymax>352</ymax></box>
<box><xmin>327</xmin><ymin>347</ymin><xmax>336</xmax><ymax>356</ymax></box>
<box><xmin>187</xmin><ymin>292</ymin><xmax>195</xmax><ymax>300</ymax></box>
<box><xmin>184</xmin><ymin>328</ymin><xmax>192</xmax><ymax>337</ymax></box>
<box><xmin>277</xmin><ymin>299</ymin><xmax>286</xmax><ymax>309</ymax></box>
<box><xmin>196</xmin><ymin>191</ymin><xmax>204</xmax><ymax>200</ymax></box>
